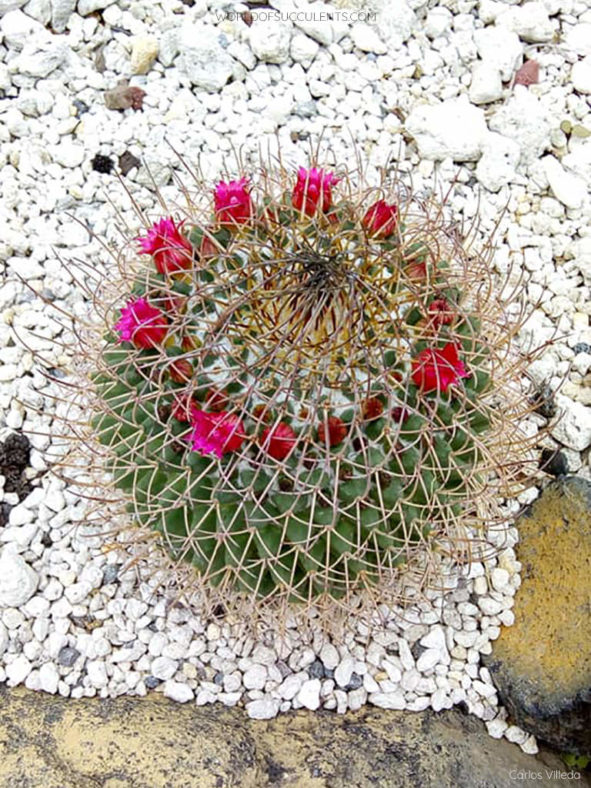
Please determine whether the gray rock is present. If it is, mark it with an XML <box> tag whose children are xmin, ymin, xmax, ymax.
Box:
<box><xmin>57</xmin><ymin>646</ymin><xmax>80</xmax><ymax>667</ymax></box>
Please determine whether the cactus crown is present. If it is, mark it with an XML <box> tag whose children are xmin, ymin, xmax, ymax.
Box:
<box><xmin>44</xmin><ymin>154</ymin><xmax>540</xmax><ymax>627</ymax></box>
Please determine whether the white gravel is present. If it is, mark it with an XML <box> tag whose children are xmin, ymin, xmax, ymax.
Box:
<box><xmin>1</xmin><ymin>0</ymin><xmax>591</xmax><ymax>760</ymax></box>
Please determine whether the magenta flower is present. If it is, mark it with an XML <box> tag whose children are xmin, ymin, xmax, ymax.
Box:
<box><xmin>214</xmin><ymin>178</ymin><xmax>253</xmax><ymax>225</ymax></box>
<box><xmin>411</xmin><ymin>342</ymin><xmax>470</xmax><ymax>393</ymax></box>
<box><xmin>188</xmin><ymin>408</ymin><xmax>246</xmax><ymax>458</ymax></box>
<box><xmin>291</xmin><ymin>167</ymin><xmax>339</xmax><ymax>216</ymax></box>
<box><xmin>362</xmin><ymin>200</ymin><xmax>398</xmax><ymax>238</ymax></box>
<box><xmin>136</xmin><ymin>217</ymin><xmax>193</xmax><ymax>275</ymax></box>
<box><xmin>114</xmin><ymin>297</ymin><xmax>168</xmax><ymax>349</ymax></box>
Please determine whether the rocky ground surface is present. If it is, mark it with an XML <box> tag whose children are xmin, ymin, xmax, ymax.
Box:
<box><xmin>1</xmin><ymin>0</ymin><xmax>591</xmax><ymax>770</ymax></box>
<box><xmin>1</xmin><ymin>685</ymin><xmax>588</xmax><ymax>788</ymax></box>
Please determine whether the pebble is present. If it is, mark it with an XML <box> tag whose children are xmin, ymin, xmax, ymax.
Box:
<box><xmin>249</xmin><ymin>22</ymin><xmax>291</xmax><ymax>65</ymax></box>
<box><xmin>469</xmin><ymin>63</ymin><xmax>503</xmax><ymax>105</ymax></box>
<box><xmin>0</xmin><ymin>548</ymin><xmax>39</xmax><ymax>607</ymax></box>
<box><xmin>542</xmin><ymin>156</ymin><xmax>587</xmax><ymax>210</ymax></box>
<box><xmin>130</xmin><ymin>36</ymin><xmax>159</xmax><ymax>76</ymax></box>
<box><xmin>246</xmin><ymin>698</ymin><xmax>280</xmax><ymax>720</ymax></box>
<box><xmin>151</xmin><ymin>657</ymin><xmax>178</xmax><ymax>681</ymax></box>
<box><xmin>39</xmin><ymin>662</ymin><xmax>59</xmax><ymax>693</ymax></box>
<box><xmin>297</xmin><ymin>678</ymin><xmax>321</xmax><ymax>710</ymax></box>
<box><xmin>163</xmin><ymin>681</ymin><xmax>194</xmax><ymax>703</ymax></box>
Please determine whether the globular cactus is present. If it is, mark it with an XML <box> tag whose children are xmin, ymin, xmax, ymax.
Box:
<box><xmin>53</xmin><ymin>155</ymin><xmax>540</xmax><ymax>622</ymax></box>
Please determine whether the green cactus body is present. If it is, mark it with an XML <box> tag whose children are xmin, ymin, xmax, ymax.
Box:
<box><xmin>86</xmin><ymin>164</ymin><xmax>535</xmax><ymax>609</ymax></box>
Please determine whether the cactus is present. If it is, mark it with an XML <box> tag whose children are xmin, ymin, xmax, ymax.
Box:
<box><xmin>48</xmin><ymin>155</ymin><xmax>541</xmax><ymax>622</ymax></box>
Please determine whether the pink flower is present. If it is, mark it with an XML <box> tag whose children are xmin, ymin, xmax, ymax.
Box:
<box><xmin>188</xmin><ymin>409</ymin><xmax>246</xmax><ymax>458</ymax></box>
<box><xmin>136</xmin><ymin>217</ymin><xmax>193</xmax><ymax>275</ymax></box>
<box><xmin>260</xmin><ymin>422</ymin><xmax>297</xmax><ymax>460</ymax></box>
<box><xmin>362</xmin><ymin>200</ymin><xmax>398</xmax><ymax>238</ymax></box>
<box><xmin>411</xmin><ymin>343</ymin><xmax>470</xmax><ymax>393</ymax></box>
<box><xmin>214</xmin><ymin>178</ymin><xmax>253</xmax><ymax>225</ymax></box>
<box><xmin>292</xmin><ymin>167</ymin><xmax>339</xmax><ymax>216</ymax></box>
<box><xmin>114</xmin><ymin>297</ymin><xmax>168</xmax><ymax>348</ymax></box>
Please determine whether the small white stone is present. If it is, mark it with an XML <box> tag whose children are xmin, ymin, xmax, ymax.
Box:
<box><xmin>246</xmin><ymin>698</ymin><xmax>280</xmax><ymax>720</ymax></box>
<box><xmin>86</xmin><ymin>660</ymin><xmax>108</xmax><ymax>688</ymax></box>
<box><xmin>297</xmin><ymin>678</ymin><xmax>321</xmax><ymax>710</ymax></box>
<box><xmin>163</xmin><ymin>680</ymin><xmax>194</xmax><ymax>703</ymax></box>
<box><xmin>416</xmin><ymin>649</ymin><xmax>441</xmax><ymax>673</ymax></box>
<box><xmin>249</xmin><ymin>21</ymin><xmax>291</xmax><ymax>64</ymax></box>
<box><xmin>319</xmin><ymin>642</ymin><xmax>339</xmax><ymax>670</ymax></box>
<box><xmin>490</xmin><ymin>568</ymin><xmax>510</xmax><ymax>592</ymax></box>
<box><xmin>0</xmin><ymin>548</ymin><xmax>39</xmax><ymax>607</ymax></box>
<box><xmin>542</xmin><ymin>156</ymin><xmax>587</xmax><ymax>210</ymax></box>
<box><xmin>521</xmin><ymin>735</ymin><xmax>539</xmax><ymax>755</ymax></box>
<box><xmin>351</xmin><ymin>23</ymin><xmax>387</xmax><ymax>55</ymax></box>
<box><xmin>243</xmin><ymin>664</ymin><xmax>267</xmax><ymax>691</ymax></box>
<box><xmin>334</xmin><ymin>654</ymin><xmax>355</xmax><ymax>687</ymax></box>
<box><xmin>369</xmin><ymin>691</ymin><xmax>406</xmax><ymax>710</ymax></box>
<box><xmin>39</xmin><ymin>662</ymin><xmax>59</xmax><ymax>694</ymax></box>
<box><xmin>505</xmin><ymin>725</ymin><xmax>528</xmax><ymax>745</ymax></box>
<box><xmin>424</xmin><ymin>7</ymin><xmax>452</xmax><ymax>39</ymax></box>
<box><xmin>469</xmin><ymin>62</ymin><xmax>503</xmax><ymax>105</ymax></box>
<box><xmin>478</xmin><ymin>597</ymin><xmax>504</xmax><ymax>616</ymax></box>
<box><xmin>486</xmin><ymin>717</ymin><xmax>508</xmax><ymax>739</ymax></box>
<box><xmin>6</xmin><ymin>654</ymin><xmax>32</xmax><ymax>685</ymax></box>
<box><xmin>474</xmin><ymin>27</ymin><xmax>523</xmax><ymax>82</ymax></box>
<box><xmin>398</xmin><ymin>639</ymin><xmax>415</xmax><ymax>670</ymax></box>
<box><xmin>151</xmin><ymin>656</ymin><xmax>177</xmax><ymax>681</ymax></box>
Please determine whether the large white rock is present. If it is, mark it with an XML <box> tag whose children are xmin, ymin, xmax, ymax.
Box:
<box><xmin>178</xmin><ymin>24</ymin><xmax>236</xmax><ymax>91</ymax></box>
<box><xmin>249</xmin><ymin>21</ymin><xmax>291</xmax><ymax>64</ymax></box>
<box><xmin>572</xmin><ymin>56</ymin><xmax>591</xmax><ymax>94</ymax></box>
<box><xmin>0</xmin><ymin>547</ymin><xmax>39</xmax><ymax>607</ymax></box>
<box><xmin>474</xmin><ymin>26</ymin><xmax>523</xmax><ymax>82</ymax></box>
<box><xmin>0</xmin><ymin>9</ymin><xmax>44</xmax><ymax>50</ymax></box>
<box><xmin>405</xmin><ymin>95</ymin><xmax>487</xmax><ymax>162</ymax></box>
<box><xmin>488</xmin><ymin>87</ymin><xmax>552</xmax><ymax>165</ymax></box>
<box><xmin>542</xmin><ymin>155</ymin><xmax>587</xmax><ymax>210</ymax></box>
<box><xmin>475</xmin><ymin>132</ymin><xmax>521</xmax><ymax>192</ymax></box>
<box><xmin>469</xmin><ymin>62</ymin><xmax>503</xmax><ymax>105</ymax></box>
